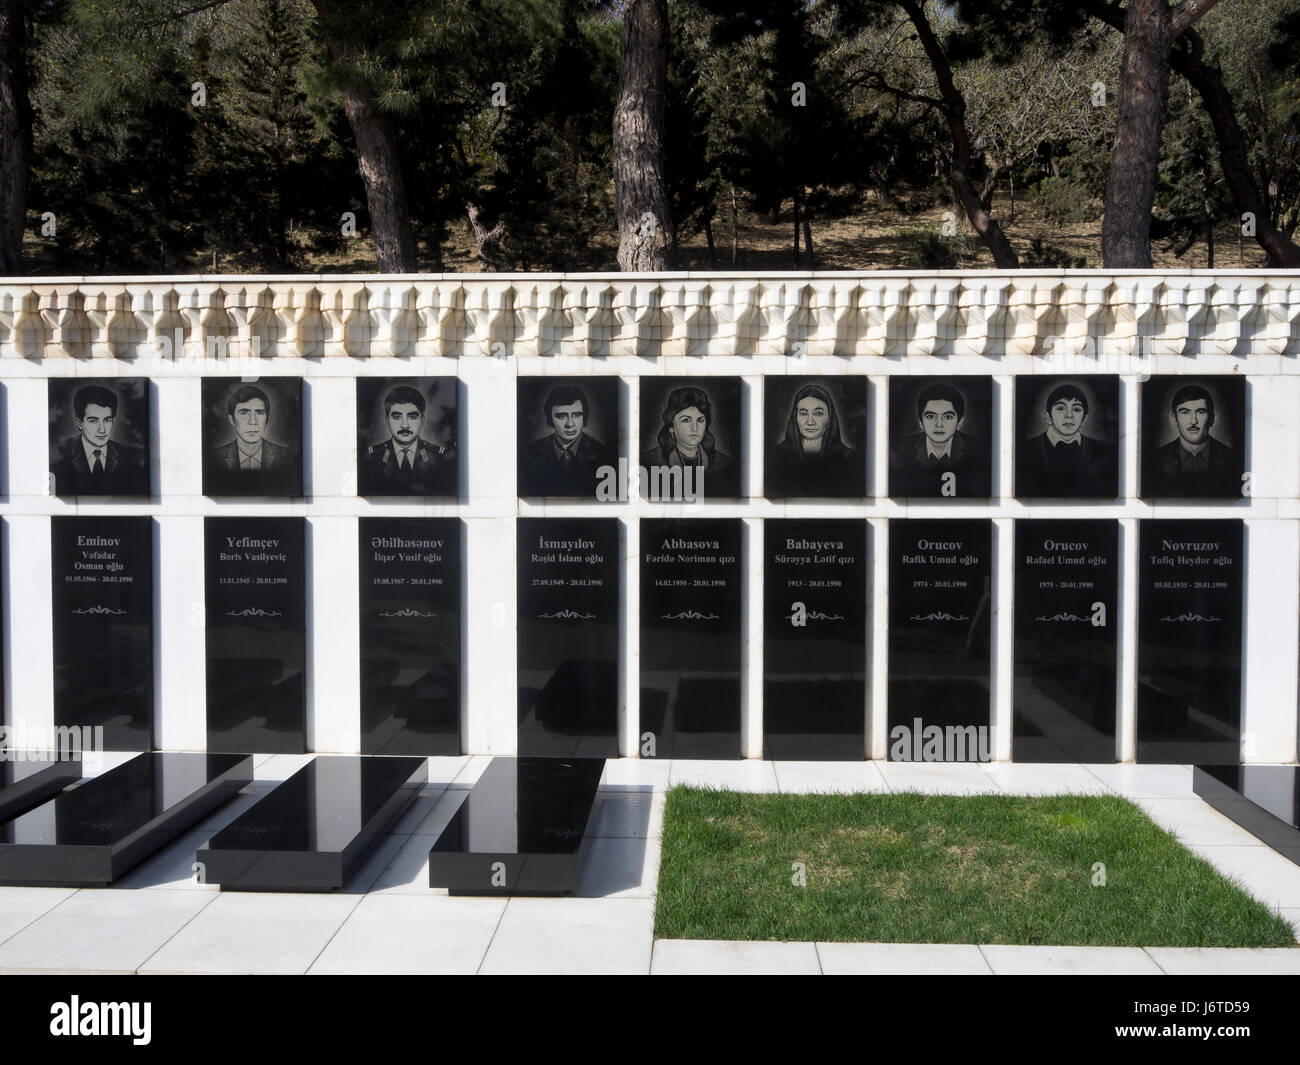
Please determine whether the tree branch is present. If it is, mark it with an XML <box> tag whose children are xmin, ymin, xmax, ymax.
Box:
<box><xmin>1171</xmin><ymin>0</ymin><xmax>1225</xmax><ymax>38</ymax></box>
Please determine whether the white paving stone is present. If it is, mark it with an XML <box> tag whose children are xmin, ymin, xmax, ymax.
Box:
<box><xmin>980</xmin><ymin>945</ymin><xmax>1164</xmax><ymax>975</ymax></box>
<box><xmin>876</xmin><ymin>761</ymin><xmax>1001</xmax><ymax>795</ymax></box>
<box><xmin>981</xmin><ymin>762</ymin><xmax>1115</xmax><ymax>796</ymax></box>
<box><xmin>140</xmin><ymin>892</ymin><xmax>359</xmax><ymax>974</ymax></box>
<box><xmin>308</xmin><ymin>895</ymin><xmax>505</xmax><ymax>974</ymax></box>
<box><xmin>480</xmin><ymin>898</ymin><xmax>654</xmax><ymax>974</ymax></box>
<box><xmin>816</xmin><ymin>942</ymin><xmax>993</xmax><ymax>975</ymax></box>
<box><xmin>774</xmin><ymin>761</ymin><xmax>890</xmax><ymax>794</ymax></box>
<box><xmin>652</xmin><ymin>939</ymin><xmax>821</xmax><ymax>975</ymax></box>
<box><xmin>669</xmin><ymin>759</ymin><xmax>780</xmax><ymax>793</ymax></box>
<box><xmin>1083</xmin><ymin>764</ymin><xmax>1196</xmax><ymax>799</ymax></box>
<box><xmin>1146</xmin><ymin>947</ymin><xmax>1300</xmax><ymax>975</ymax></box>
<box><xmin>1132</xmin><ymin>798</ymin><xmax>1268</xmax><ymax>848</ymax></box>
<box><xmin>0</xmin><ymin>889</ymin><xmax>214</xmax><ymax>973</ymax></box>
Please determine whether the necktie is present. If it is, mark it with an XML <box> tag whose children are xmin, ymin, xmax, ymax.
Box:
<box><xmin>91</xmin><ymin>449</ymin><xmax>104</xmax><ymax>477</ymax></box>
<box><xmin>400</xmin><ymin>450</ymin><xmax>411</xmax><ymax>472</ymax></box>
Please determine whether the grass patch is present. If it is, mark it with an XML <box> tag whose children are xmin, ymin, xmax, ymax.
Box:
<box><xmin>654</xmin><ymin>787</ymin><xmax>1296</xmax><ymax>947</ymax></box>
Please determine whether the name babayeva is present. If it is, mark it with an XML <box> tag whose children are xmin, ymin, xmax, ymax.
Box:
<box><xmin>786</xmin><ymin>538</ymin><xmax>845</xmax><ymax>551</ymax></box>
<box><xmin>50</xmin><ymin>996</ymin><xmax>151</xmax><ymax>1046</ymax></box>
<box><xmin>538</xmin><ymin>536</ymin><xmax>595</xmax><ymax>551</ymax></box>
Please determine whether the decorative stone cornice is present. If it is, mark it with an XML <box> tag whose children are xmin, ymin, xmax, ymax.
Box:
<box><xmin>1</xmin><ymin>271</ymin><xmax>1297</xmax><ymax>360</ymax></box>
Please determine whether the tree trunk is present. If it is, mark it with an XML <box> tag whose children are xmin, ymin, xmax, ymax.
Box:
<box><xmin>704</xmin><ymin>216</ymin><xmax>716</xmax><ymax>263</ymax></box>
<box><xmin>613</xmin><ymin>0</ymin><xmax>675</xmax><ymax>271</ymax></box>
<box><xmin>464</xmin><ymin>198</ymin><xmax>504</xmax><ymax>271</ymax></box>
<box><xmin>1102</xmin><ymin>0</ymin><xmax>1170</xmax><ymax>268</ymax></box>
<box><xmin>792</xmin><ymin>190</ymin><xmax>801</xmax><ymax>267</ymax></box>
<box><xmin>802</xmin><ymin>208</ymin><xmax>815</xmax><ymax>269</ymax></box>
<box><xmin>0</xmin><ymin>3</ymin><xmax>32</xmax><ymax>275</ymax></box>
<box><xmin>730</xmin><ymin>184</ymin><xmax>738</xmax><ymax>266</ymax></box>
<box><xmin>313</xmin><ymin>0</ymin><xmax>416</xmax><ymax>273</ymax></box>
<box><xmin>899</xmin><ymin>0</ymin><xmax>1019</xmax><ymax>268</ymax></box>
<box><xmin>1173</xmin><ymin>36</ymin><xmax>1300</xmax><ymax>266</ymax></box>
<box><xmin>1083</xmin><ymin>0</ymin><xmax>1300</xmax><ymax>266</ymax></box>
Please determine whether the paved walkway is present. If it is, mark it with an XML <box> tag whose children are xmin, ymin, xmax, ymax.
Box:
<box><xmin>0</xmin><ymin>757</ymin><xmax>1297</xmax><ymax>974</ymax></box>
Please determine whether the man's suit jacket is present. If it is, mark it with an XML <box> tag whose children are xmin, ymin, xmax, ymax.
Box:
<box><xmin>520</xmin><ymin>431</ymin><xmax>612</xmax><ymax>497</ymax></box>
<box><xmin>359</xmin><ymin>436</ymin><xmax>457</xmax><ymax>496</ymax></box>
<box><xmin>50</xmin><ymin>436</ymin><xmax>149</xmax><ymax>497</ymax></box>
<box><xmin>1147</xmin><ymin>436</ymin><xmax>1240</xmax><ymax>499</ymax></box>
<box><xmin>205</xmin><ymin>437</ymin><xmax>300</xmax><ymax>496</ymax></box>
<box><xmin>891</xmin><ymin>430</ymin><xmax>989</xmax><ymax>498</ymax></box>
<box><xmin>1017</xmin><ymin>432</ymin><xmax>1117</xmax><ymax>499</ymax></box>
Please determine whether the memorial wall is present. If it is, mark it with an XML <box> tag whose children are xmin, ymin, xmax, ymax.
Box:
<box><xmin>1</xmin><ymin>272</ymin><xmax>1298</xmax><ymax>765</ymax></box>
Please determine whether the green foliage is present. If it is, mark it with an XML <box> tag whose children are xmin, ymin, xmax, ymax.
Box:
<box><xmin>1030</xmin><ymin>176</ymin><xmax>1103</xmax><ymax>227</ymax></box>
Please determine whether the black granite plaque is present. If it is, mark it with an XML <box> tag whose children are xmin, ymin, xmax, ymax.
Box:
<box><xmin>1013</xmin><ymin>520</ymin><xmax>1119</xmax><ymax>762</ymax></box>
<box><xmin>198</xmin><ymin>755</ymin><xmax>429</xmax><ymax>890</ymax></box>
<box><xmin>1014</xmin><ymin>376</ymin><xmax>1120</xmax><ymax>499</ymax></box>
<box><xmin>517</xmin><ymin>377</ymin><xmax>619</xmax><ymax>499</ymax></box>
<box><xmin>0</xmin><ymin>752</ymin><xmax>252</xmax><ymax>886</ymax></box>
<box><xmin>0</xmin><ymin>756</ymin><xmax>82</xmax><ymax>824</ymax></box>
<box><xmin>51</xmin><ymin>516</ymin><xmax>154</xmax><ymax>751</ymax></box>
<box><xmin>359</xmin><ymin>517</ymin><xmax>461</xmax><ymax>755</ymax></box>
<box><xmin>888</xmin><ymin>519</ymin><xmax>992</xmax><ymax>761</ymax></box>
<box><xmin>763</xmin><ymin>520</ymin><xmax>868</xmax><ymax>760</ymax></box>
<box><xmin>1137</xmin><ymin>520</ymin><xmax>1242</xmax><ymax>763</ymax></box>
<box><xmin>428</xmin><ymin>757</ymin><xmax>606</xmax><ymax>895</ymax></box>
<box><xmin>640</xmin><ymin>376</ymin><xmax>743</xmax><ymax>500</ymax></box>
<box><xmin>764</xmin><ymin>377</ymin><xmax>869</xmax><ymax>499</ymax></box>
<box><xmin>1140</xmin><ymin>376</ymin><xmax>1247</xmax><ymax>500</ymax></box>
<box><xmin>517</xmin><ymin>518</ymin><xmax>620</xmax><ymax>757</ymax></box>
<box><xmin>201</xmin><ymin>377</ymin><xmax>303</xmax><ymax>497</ymax></box>
<box><xmin>1193</xmin><ymin>765</ymin><xmax>1300</xmax><ymax>866</ymax></box>
<box><xmin>889</xmin><ymin>377</ymin><xmax>993</xmax><ymax>499</ymax></box>
<box><xmin>357</xmin><ymin>377</ymin><xmax>458</xmax><ymax>497</ymax></box>
<box><xmin>205</xmin><ymin>517</ymin><xmax>306</xmax><ymax>754</ymax></box>
<box><xmin>639</xmin><ymin>518</ymin><xmax>742</xmax><ymax>759</ymax></box>
<box><xmin>47</xmin><ymin>378</ymin><xmax>151</xmax><ymax>497</ymax></box>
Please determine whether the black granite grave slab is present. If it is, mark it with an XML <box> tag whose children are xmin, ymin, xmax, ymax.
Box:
<box><xmin>1193</xmin><ymin>765</ymin><xmax>1300</xmax><ymax>866</ymax></box>
<box><xmin>197</xmin><ymin>755</ymin><xmax>428</xmax><ymax>891</ymax></box>
<box><xmin>517</xmin><ymin>518</ymin><xmax>620</xmax><ymax>758</ymax></box>
<box><xmin>639</xmin><ymin>518</ymin><xmax>742</xmax><ymax>759</ymax></box>
<box><xmin>428</xmin><ymin>756</ymin><xmax>605</xmax><ymax>895</ymax></box>
<box><xmin>205</xmin><ymin>517</ymin><xmax>306</xmax><ymax>754</ymax></box>
<box><xmin>0</xmin><ymin>756</ymin><xmax>82</xmax><ymax>824</ymax></box>
<box><xmin>1137</xmin><ymin>520</ymin><xmax>1242</xmax><ymax>764</ymax></box>
<box><xmin>360</xmin><ymin>518</ymin><xmax>461</xmax><ymax>755</ymax></box>
<box><xmin>1013</xmin><ymin>520</ymin><xmax>1119</xmax><ymax>763</ymax></box>
<box><xmin>888</xmin><ymin>519</ymin><xmax>993</xmax><ymax>761</ymax></box>
<box><xmin>52</xmin><ymin>516</ymin><xmax>154</xmax><ymax>751</ymax></box>
<box><xmin>764</xmin><ymin>519</ymin><xmax>868</xmax><ymax>760</ymax></box>
<box><xmin>0</xmin><ymin>753</ymin><xmax>252</xmax><ymax>886</ymax></box>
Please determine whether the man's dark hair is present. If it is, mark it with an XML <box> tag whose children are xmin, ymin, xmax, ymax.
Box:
<box><xmin>1046</xmin><ymin>383</ymin><xmax>1089</xmax><ymax>417</ymax></box>
<box><xmin>915</xmin><ymin>383</ymin><xmax>965</xmax><ymax>422</ymax></box>
<box><xmin>544</xmin><ymin>385</ymin><xmax>588</xmax><ymax>422</ymax></box>
<box><xmin>73</xmin><ymin>385</ymin><xmax>118</xmax><ymax>420</ymax></box>
<box><xmin>226</xmin><ymin>384</ymin><xmax>271</xmax><ymax>419</ymax></box>
<box><xmin>383</xmin><ymin>385</ymin><xmax>426</xmax><ymax>417</ymax></box>
<box><xmin>1171</xmin><ymin>384</ymin><xmax>1214</xmax><ymax>420</ymax></box>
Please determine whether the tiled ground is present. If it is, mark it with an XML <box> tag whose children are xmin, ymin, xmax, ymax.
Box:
<box><xmin>1</xmin><ymin>758</ymin><xmax>1298</xmax><ymax>975</ymax></box>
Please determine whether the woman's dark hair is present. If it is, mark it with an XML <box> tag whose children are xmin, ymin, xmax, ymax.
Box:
<box><xmin>657</xmin><ymin>385</ymin><xmax>717</xmax><ymax>457</ymax></box>
<box><xmin>783</xmin><ymin>383</ymin><xmax>843</xmax><ymax>452</ymax></box>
